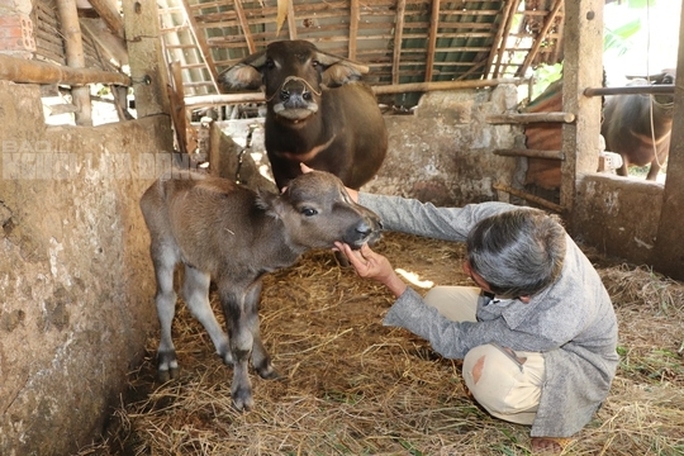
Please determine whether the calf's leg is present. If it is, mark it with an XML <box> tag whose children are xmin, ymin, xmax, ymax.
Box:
<box><xmin>182</xmin><ymin>265</ymin><xmax>233</xmax><ymax>366</ymax></box>
<box><xmin>219</xmin><ymin>284</ymin><xmax>255</xmax><ymax>411</ymax></box>
<box><xmin>152</xmin><ymin>244</ymin><xmax>180</xmax><ymax>382</ymax></box>
<box><xmin>243</xmin><ymin>281</ymin><xmax>279</xmax><ymax>380</ymax></box>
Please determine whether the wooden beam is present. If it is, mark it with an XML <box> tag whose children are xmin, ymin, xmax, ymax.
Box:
<box><xmin>485</xmin><ymin>0</ymin><xmax>515</xmax><ymax>78</ymax></box>
<box><xmin>493</xmin><ymin>148</ymin><xmax>565</xmax><ymax>160</ymax></box>
<box><xmin>493</xmin><ymin>183</ymin><xmax>564</xmax><ymax>213</ymax></box>
<box><xmin>179</xmin><ymin>0</ymin><xmax>220</xmax><ymax>93</ymax></box>
<box><xmin>493</xmin><ymin>0</ymin><xmax>522</xmax><ymax>78</ymax></box>
<box><xmin>392</xmin><ymin>0</ymin><xmax>406</xmax><ymax>85</ymax></box>
<box><xmin>424</xmin><ymin>0</ymin><xmax>440</xmax><ymax>82</ymax></box>
<box><xmin>517</xmin><ymin>0</ymin><xmax>563</xmax><ymax>77</ymax></box>
<box><xmin>287</xmin><ymin>0</ymin><xmax>297</xmax><ymax>40</ymax></box>
<box><xmin>57</xmin><ymin>0</ymin><xmax>92</xmax><ymax>125</ymax></box>
<box><xmin>487</xmin><ymin>112</ymin><xmax>575</xmax><ymax>124</ymax></box>
<box><xmin>233</xmin><ymin>0</ymin><xmax>256</xmax><ymax>53</ymax></box>
<box><xmin>348</xmin><ymin>0</ymin><xmax>359</xmax><ymax>60</ymax></box>
<box><xmin>86</xmin><ymin>0</ymin><xmax>124</xmax><ymax>38</ymax></box>
<box><xmin>0</xmin><ymin>54</ymin><xmax>131</xmax><ymax>85</ymax></box>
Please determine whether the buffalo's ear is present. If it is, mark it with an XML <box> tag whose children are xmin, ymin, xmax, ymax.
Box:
<box><xmin>314</xmin><ymin>51</ymin><xmax>369</xmax><ymax>87</ymax></box>
<box><xmin>652</xmin><ymin>68</ymin><xmax>676</xmax><ymax>84</ymax></box>
<box><xmin>219</xmin><ymin>51</ymin><xmax>268</xmax><ymax>91</ymax></box>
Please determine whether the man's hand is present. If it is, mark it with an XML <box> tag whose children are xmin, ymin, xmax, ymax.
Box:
<box><xmin>334</xmin><ymin>242</ymin><xmax>407</xmax><ymax>298</ymax></box>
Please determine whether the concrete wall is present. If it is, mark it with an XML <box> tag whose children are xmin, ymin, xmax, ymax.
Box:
<box><xmin>0</xmin><ymin>81</ymin><xmax>172</xmax><ymax>455</ymax></box>
<box><xmin>575</xmin><ymin>173</ymin><xmax>663</xmax><ymax>265</ymax></box>
<box><xmin>366</xmin><ymin>84</ymin><xmax>523</xmax><ymax>206</ymax></box>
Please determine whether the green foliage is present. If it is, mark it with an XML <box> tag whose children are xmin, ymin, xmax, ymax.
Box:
<box><xmin>604</xmin><ymin>19</ymin><xmax>643</xmax><ymax>57</ymax></box>
<box><xmin>529</xmin><ymin>63</ymin><xmax>563</xmax><ymax>101</ymax></box>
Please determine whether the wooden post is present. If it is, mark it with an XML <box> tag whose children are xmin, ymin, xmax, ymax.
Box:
<box><xmin>650</xmin><ymin>5</ymin><xmax>684</xmax><ymax>280</ymax></box>
<box><xmin>57</xmin><ymin>0</ymin><xmax>92</xmax><ymax>126</ymax></box>
<box><xmin>560</xmin><ymin>0</ymin><xmax>603</xmax><ymax>229</ymax></box>
<box><xmin>122</xmin><ymin>0</ymin><xmax>171</xmax><ymax>119</ymax></box>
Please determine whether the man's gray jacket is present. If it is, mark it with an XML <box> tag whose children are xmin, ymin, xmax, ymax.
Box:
<box><xmin>358</xmin><ymin>194</ymin><xmax>619</xmax><ymax>437</ymax></box>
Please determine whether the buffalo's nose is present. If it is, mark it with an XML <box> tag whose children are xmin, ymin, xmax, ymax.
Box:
<box><xmin>356</xmin><ymin>222</ymin><xmax>371</xmax><ymax>237</ymax></box>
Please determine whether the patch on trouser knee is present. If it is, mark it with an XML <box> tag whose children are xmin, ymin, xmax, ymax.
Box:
<box><xmin>462</xmin><ymin>344</ymin><xmax>545</xmax><ymax>425</ymax></box>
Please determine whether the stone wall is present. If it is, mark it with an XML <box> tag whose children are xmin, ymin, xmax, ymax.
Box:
<box><xmin>0</xmin><ymin>81</ymin><xmax>172</xmax><ymax>456</ymax></box>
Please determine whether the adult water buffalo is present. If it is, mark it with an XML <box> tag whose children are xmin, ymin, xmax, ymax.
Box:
<box><xmin>601</xmin><ymin>69</ymin><xmax>675</xmax><ymax>180</ymax></box>
<box><xmin>219</xmin><ymin>40</ymin><xmax>388</xmax><ymax>190</ymax></box>
<box><xmin>140</xmin><ymin>169</ymin><xmax>382</xmax><ymax>410</ymax></box>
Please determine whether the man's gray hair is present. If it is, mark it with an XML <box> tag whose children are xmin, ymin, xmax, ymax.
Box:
<box><xmin>466</xmin><ymin>208</ymin><xmax>566</xmax><ymax>298</ymax></box>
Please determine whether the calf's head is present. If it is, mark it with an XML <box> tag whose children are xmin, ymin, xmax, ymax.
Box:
<box><xmin>219</xmin><ymin>40</ymin><xmax>370</xmax><ymax>122</ymax></box>
<box><xmin>258</xmin><ymin>170</ymin><xmax>382</xmax><ymax>250</ymax></box>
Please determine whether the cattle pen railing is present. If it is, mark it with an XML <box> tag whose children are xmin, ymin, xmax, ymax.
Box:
<box><xmin>484</xmin><ymin>83</ymin><xmax>676</xmax><ymax>213</ymax></box>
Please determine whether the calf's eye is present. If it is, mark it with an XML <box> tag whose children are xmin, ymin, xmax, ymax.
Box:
<box><xmin>301</xmin><ymin>208</ymin><xmax>318</xmax><ymax>217</ymax></box>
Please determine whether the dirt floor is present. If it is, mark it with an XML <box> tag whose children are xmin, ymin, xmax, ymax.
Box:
<box><xmin>79</xmin><ymin>232</ymin><xmax>684</xmax><ymax>456</ymax></box>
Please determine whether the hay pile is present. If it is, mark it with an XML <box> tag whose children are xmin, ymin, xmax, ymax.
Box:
<box><xmin>81</xmin><ymin>232</ymin><xmax>684</xmax><ymax>455</ymax></box>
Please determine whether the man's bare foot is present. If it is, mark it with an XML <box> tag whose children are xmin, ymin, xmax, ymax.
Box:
<box><xmin>530</xmin><ymin>436</ymin><xmax>572</xmax><ymax>454</ymax></box>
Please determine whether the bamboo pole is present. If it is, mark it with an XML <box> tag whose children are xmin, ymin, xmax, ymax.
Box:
<box><xmin>493</xmin><ymin>183</ymin><xmax>564</xmax><ymax>213</ymax></box>
<box><xmin>487</xmin><ymin>112</ymin><xmax>575</xmax><ymax>124</ymax></box>
<box><xmin>584</xmin><ymin>85</ymin><xmax>674</xmax><ymax>97</ymax></box>
<box><xmin>372</xmin><ymin>77</ymin><xmax>520</xmax><ymax>95</ymax></box>
<box><xmin>0</xmin><ymin>54</ymin><xmax>131</xmax><ymax>86</ymax></box>
<box><xmin>57</xmin><ymin>0</ymin><xmax>92</xmax><ymax>125</ymax></box>
<box><xmin>183</xmin><ymin>78</ymin><xmax>521</xmax><ymax>107</ymax></box>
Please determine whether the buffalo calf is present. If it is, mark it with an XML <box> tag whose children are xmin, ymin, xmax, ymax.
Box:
<box><xmin>219</xmin><ymin>40</ymin><xmax>388</xmax><ymax>190</ymax></box>
<box><xmin>140</xmin><ymin>170</ymin><xmax>382</xmax><ymax>410</ymax></box>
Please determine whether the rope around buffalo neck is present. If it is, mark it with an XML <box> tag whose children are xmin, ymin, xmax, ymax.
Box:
<box><xmin>265</xmin><ymin>76</ymin><xmax>323</xmax><ymax>102</ymax></box>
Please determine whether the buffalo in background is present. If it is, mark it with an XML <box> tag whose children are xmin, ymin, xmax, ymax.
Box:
<box><xmin>601</xmin><ymin>69</ymin><xmax>676</xmax><ymax>181</ymax></box>
<box><xmin>219</xmin><ymin>40</ymin><xmax>388</xmax><ymax>190</ymax></box>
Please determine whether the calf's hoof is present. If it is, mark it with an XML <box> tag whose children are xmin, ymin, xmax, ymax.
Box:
<box><xmin>157</xmin><ymin>366</ymin><xmax>180</xmax><ymax>383</ymax></box>
<box><xmin>157</xmin><ymin>350</ymin><xmax>179</xmax><ymax>382</ymax></box>
<box><xmin>257</xmin><ymin>364</ymin><xmax>281</xmax><ymax>380</ymax></box>
<box><xmin>232</xmin><ymin>386</ymin><xmax>254</xmax><ymax>411</ymax></box>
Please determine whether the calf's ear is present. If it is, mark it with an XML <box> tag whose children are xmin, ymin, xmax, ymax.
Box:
<box><xmin>255</xmin><ymin>188</ymin><xmax>284</xmax><ymax>218</ymax></box>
